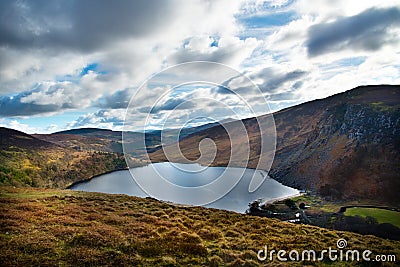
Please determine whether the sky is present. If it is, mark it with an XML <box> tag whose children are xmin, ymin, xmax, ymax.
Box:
<box><xmin>0</xmin><ymin>0</ymin><xmax>399</xmax><ymax>133</ymax></box>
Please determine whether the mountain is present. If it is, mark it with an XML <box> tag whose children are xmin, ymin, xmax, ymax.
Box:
<box><xmin>35</xmin><ymin>128</ymin><xmax>130</xmax><ymax>154</ymax></box>
<box><xmin>0</xmin><ymin>121</ymin><xmax>222</xmax><ymax>188</ymax></box>
<box><xmin>0</xmin><ymin>127</ymin><xmax>126</xmax><ymax>188</ymax></box>
<box><xmin>54</xmin><ymin>127</ymin><xmax>120</xmax><ymax>136</ymax></box>
<box><xmin>150</xmin><ymin>85</ymin><xmax>400</xmax><ymax>205</ymax></box>
<box><xmin>270</xmin><ymin>85</ymin><xmax>400</xmax><ymax>204</ymax></box>
<box><xmin>36</xmin><ymin>128</ymin><xmax>161</xmax><ymax>156</ymax></box>
<box><xmin>1</xmin><ymin>127</ymin><xmax>55</xmax><ymax>150</ymax></box>
<box><xmin>35</xmin><ymin>123</ymin><xmax>220</xmax><ymax>155</ymax></box>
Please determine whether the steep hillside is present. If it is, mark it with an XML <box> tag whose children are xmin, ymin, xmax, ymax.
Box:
<box><xmin>0</xmin><ymin>127</ymin><xmax>127</xmax><ymax>188</ymax></box>
<box><xmin>150</xmin><ymin>85</ymin><xmax>400</xmax><ymax>205</ymax></box>
<box><xmin>1</xmin><ymin>187</ymin><xmax>398</xmax><ymax>266</ymax></box>
<box><xmin>270</xmin><ymin>85</ymin><xmax>400</xmax><ymax>204</ymax></box>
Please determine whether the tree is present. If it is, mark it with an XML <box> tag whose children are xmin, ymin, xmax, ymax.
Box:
<box><xmin>285</xmin><ymin>199</ymin><xmax>297</xmax><ymax>210</ymax></box>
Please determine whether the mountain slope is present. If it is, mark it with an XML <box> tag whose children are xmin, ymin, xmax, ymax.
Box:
<box><xmin>35</xmin><ymin>129</ymin><xmax>124</xmax><ymax>153</ymax></box>
<box><xmin>0</xmin><ymin>121</ymin><xmax>229</xmax><ymax>187</ymax></box>
<box><xmin>0</xmin><ymin>127</ymin><xmax>55</xmax><ymax>150</ymax></box>
<box><xmin>35</xmin><ymin>124</ymin><xmax>220</xmax><ymax>155</ymax></box>
<box><xmin>270</xmin><ymin>85</ymin><xmax>400</xmax><ymax>204</ymax></box>
<box><xmin>150</xmin><ymin>85</ymin><xmax>400</xmax><ymax>205</ymax></box>
<box><xmin>0</xmin><ymin>127</ymin><xmax>127</xmax><ymax>188</ymax></box>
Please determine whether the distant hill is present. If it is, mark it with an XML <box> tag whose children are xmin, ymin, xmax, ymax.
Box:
<box><xmin>0</xmin><ymin>127</ymin><xmax>55</xmax><ymax>149</ymax></box>
<box><xmin>36</xmin><ymin>122</ymin><xmax>220</xmax><ymax>155</ymax></box>
<box><xmin>55</xmin><ymin>127</ymin><xmax>117</xmax><ymax>135</ymax></box>
<box><xmin>0</xmin><ymin>127</ymin><xmax>127</xmax><ymax>188</ymax></box>
<box><xmin>0</xmin><ymin>121</ymin><xmax>220</xmax><ymax>188</ymax></box>
<box><xmin>150</xmin><ymin>85</ymin><xmax>400</xmax><ymax>205</ymax></box>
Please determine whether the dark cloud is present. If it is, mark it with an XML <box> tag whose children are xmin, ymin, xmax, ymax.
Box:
<box><xmin>0</xmin><ymin>82</ymin><xmax>83</xmax><ymax>117</ymax></box>
<box><xmin>97</xmin><ymin>89</ymin><xmax>131</xmax><ymax>109</ymax></box>
<box><xmin>254</xmin><ymin>68</ymin><xmax>308</xmax><ymax>93</ymax></box>
<box><xmin>215</xmin><ymin>74</ymin><xmax>263</xmax><ymax>96</ymax></box>
<box><xmin>262</xmin><ymin>79</ymin><xmax>303</xmax><ymax>102</ymax></box>
<box><xmin>215</xmin><ymin>68</ymin><xmax>307</xmax><ymax>98</ymax></box>
<box><xmin>150</xmin><ymin>98</ymin><xmax>196</xmax><ymax>114</ymax></box>
<box><xmin>292</xmin><ymin>80</ymin><xmax>303</xmax><ymax>89</ymax></box>
<box><xmin>307</xmin><ymin>7</ymin><xmax>400</xmax><ymax>57</ymax></box>
<box><xmin>0</xmin><ymin>94</ymin><xmax>64</xmax><ymax>117</ymax></box>
<box><xmin>169</xmin><ymin>47</ymin><xmax>241</xmax><ymax>65</ymax></box>
<box><xmin>267</xmin><ymin>91</ymin><xmax>297</xmax><ymax>101</ymax></box>
<box><xmin>215</xmin><ymin>77</ymin><xmax>242</xmax><ymax>94</ymax></box>
<box><xmin>69</xmin><ymin>109</ymin><xmax>124</xmax><ymax>128</ymax></box>
<box><xmin>0</xmin><ymin>0</ymin><xmax>174</xmax><ymax>52</ymax></box>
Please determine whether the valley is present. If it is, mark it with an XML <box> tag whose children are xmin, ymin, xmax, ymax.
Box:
<box><xmin>150</xmin><ymin>85</ymin><xmax>400</xmax><ymax>206</ymax></box>
<box><xmin>0</xmin><ymin>85</ymin><xmax>399</xmax><ymax>265</ymax></box>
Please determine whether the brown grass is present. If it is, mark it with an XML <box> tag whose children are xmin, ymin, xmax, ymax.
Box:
<box><xmin>1</xmin><ymin>186</ymin><xmax>399</xmax><ymax>266</ymax></box>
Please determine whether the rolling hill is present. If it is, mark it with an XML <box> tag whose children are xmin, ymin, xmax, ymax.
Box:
<box><xmin>0</xmin><ymin>127</ymin><xmax>127</xmax><ymax>188</ymax></box>
<box><xmin>0</xmin><ymin>121</ymin><xmax>221</xmax><ymax>188</ymax></box>
<box><xmin>35</xmin><ymin>123</ymin><xmax>220</xmax><ymax>156</ymax></box>
<box><xmin>150</xmin><ymin>85</ymin><xmax>400</xmax><ymax>206</ymax></box>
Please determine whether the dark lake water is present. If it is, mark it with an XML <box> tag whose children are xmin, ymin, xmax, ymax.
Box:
<box><xmin>70</xmin><ymin>162</ymin><xmax>299</xmax><ymax>213</ymax></box>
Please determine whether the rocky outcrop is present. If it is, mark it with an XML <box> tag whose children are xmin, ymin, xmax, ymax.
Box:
<box><xmin>269</xmin><ymin>85</ymin><xmax>400</xmax><ymax>204</ymax></box>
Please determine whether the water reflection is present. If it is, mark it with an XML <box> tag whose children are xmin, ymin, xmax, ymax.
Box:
<box><xmin>70</xmin><ymin>162</ymin><xmax>299</xmax><ymax>213</ymax></box>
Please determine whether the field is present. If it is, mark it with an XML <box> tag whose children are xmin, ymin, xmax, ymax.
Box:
<box><xmin>1</xmin><ymin>186</ymin><xmax>399</xmax><ymax>266</ymax></box>
<box><xmin>259</xmin><ymin>194</ymin><xmax>400</xmax><ymax>240</ymax></box>
<box><xmin>345</xmin><ymin>208</ymin><xmax>400</xmax><ymax>228</ymax></box>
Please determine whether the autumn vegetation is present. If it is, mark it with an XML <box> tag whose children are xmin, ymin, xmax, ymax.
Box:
<box><xmin>1</xmin><ymin>187</ymin><xmax>399</xmax><ymax>266</ymax></box>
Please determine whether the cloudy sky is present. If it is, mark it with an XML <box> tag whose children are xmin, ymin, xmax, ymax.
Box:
<box><xmin>0</xmin><ymin>0</ymin><xmax>399</xmax><ymax>133</ymax></box>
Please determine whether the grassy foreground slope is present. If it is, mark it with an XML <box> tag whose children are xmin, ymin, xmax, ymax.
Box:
<box><xmin>1</xmin><ymin>187</ymin><xmax>399</xmax><ymax>266</ymax></box>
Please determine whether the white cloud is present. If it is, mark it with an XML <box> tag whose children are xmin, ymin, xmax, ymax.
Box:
<box><xmin>67</xmin><ymin>109</ymin><xmax>126</xmax><ymax>130</ymax></box>
<box><xmin>0</xmin><ymin>0</ymin><xmax>399</xmax><ymax>132</ymax></box>
<box><xmin>0</xmin><ymin>119</ymin><xmax>39</xmax><ymax>133</ymax></box>
<box><xmin>293</xmin><ymin>0</ymin><xmax>398</xmax><ymax>20</ymax></box>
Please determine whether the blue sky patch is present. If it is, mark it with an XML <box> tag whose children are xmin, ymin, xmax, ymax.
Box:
<box><xmin>5</xmin><ymin>110</ymin><xmax>95</xmax><ymax>133</ymax></box>
<box><xmin>210</xmin><ymin>38</ymin><xmax>219</xmax><ymax>47</ymax></box>
<box><xmin>238</xmin><ymin>11</ymin><xmax>297</xmax><ymax>28</ymax></box>
<box><xmin>321</xmin><ymin>56</ymin><xmax>367</xmax><ymax>71</ymax></box>
<box><xmin>80</xmin><ymin>63</ymin><xmax>108</xmax><ymax>76</ymax></box>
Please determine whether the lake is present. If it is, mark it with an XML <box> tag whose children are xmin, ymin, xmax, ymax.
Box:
<box><xmin>70</xmin><ymin>162</ymin><xmax>299</xmax><ymax>213</ymax></box>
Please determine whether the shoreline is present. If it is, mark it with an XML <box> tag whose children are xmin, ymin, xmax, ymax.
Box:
<box><xmin>258</xmin><ymin>192</ymin><xmax>304</xmax><ymax>207</ymax></box>
<box><xmin>66</xmin><ymin>167</ymin><xmax>129</xmax><ymax>189</ymax></box>
<box><xmin>67</xmin><ymin>164</ymin><xmax>302</xmax><ymax>214</ymax></box>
